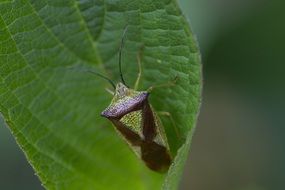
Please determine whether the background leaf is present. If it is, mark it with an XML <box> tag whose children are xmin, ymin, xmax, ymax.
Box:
<box><xmin>0</xmin><ymin>0</ymin><xmax>201</xmax><ymax>189</ymax></box>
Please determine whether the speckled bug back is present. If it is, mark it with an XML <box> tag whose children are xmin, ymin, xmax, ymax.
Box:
<box><xmin>101</xmin><ymin>83</ymin><xmax>149</xmax><ymax>119</ymax></box>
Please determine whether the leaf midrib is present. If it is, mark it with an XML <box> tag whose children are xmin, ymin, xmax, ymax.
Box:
<box><xmin>0</xmin><ymin>1</ymin><xmax>120</xmax><ymax>187</ymax></box>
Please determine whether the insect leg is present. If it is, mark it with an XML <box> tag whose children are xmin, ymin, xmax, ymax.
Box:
<box><xmin>134</xmin><ymin>47</ymin><xmax>143</xmax><ymax>90</ymax></box>
<box><xmin>147</xmin><ymin>75</ymin><xmax>178</xmax><ymax>92</ymax></box>
<box><xmin>105</xmin><ymin>88</ymin><xmax>115</xmax><ymax>95</ymax></box>
<box><xmin>157</xmin><ymin>111</ymin><xmax>180</xmax><ymax>140</ymax></box>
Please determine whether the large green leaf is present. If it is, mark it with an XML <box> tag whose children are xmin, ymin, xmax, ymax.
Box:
<box><xmin>0</xmin><ymin>0</ymin><xmax>201</xmax><ymax>189</ymax></box>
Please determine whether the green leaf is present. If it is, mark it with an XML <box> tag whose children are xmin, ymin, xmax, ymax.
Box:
<box><xmin>0</xmin><ymin>0</ymin><xmax>201</xmax><ymax>189</ymax></box>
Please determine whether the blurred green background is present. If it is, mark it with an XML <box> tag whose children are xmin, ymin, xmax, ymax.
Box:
<box><xmin>1</xmin><ymin>0</ymin><xmax>284</xmax><ymax>189</ymax></box>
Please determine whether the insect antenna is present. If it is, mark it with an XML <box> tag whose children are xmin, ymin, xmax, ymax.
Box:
<box><xmin>118</xmin><ymin>25</ymin><xmax>129</xmax><ymax>86</ymax></box>
<box><xmin>87</xmin><ymin>70</ymin><xmax>116</xmax><ymax>90</ymax></box>
<box><xmin>68</xmin><ymin>66</ymin><xmax>116</xmax><ymax>89</ymax></box>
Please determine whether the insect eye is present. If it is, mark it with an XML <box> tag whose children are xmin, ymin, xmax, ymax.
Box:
<box><xmin>143</xmin><ymin>92</ymin><xmax>149</xmax><ymax>96</ymax></box>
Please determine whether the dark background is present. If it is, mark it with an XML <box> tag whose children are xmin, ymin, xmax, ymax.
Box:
<box><xmin>180</xmin><ymin>0</ymin><xmax>285</xmax><ymax>190</ymax></box>
<box><xmin>1</xmin><ymin>0</ymin><xmax>284</xmax><ymax>189</ymax></box>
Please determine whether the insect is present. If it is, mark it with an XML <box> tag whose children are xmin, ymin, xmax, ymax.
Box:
<box><xmin>97</xmin><ymin>27</ymin><xmax>175</xmax><ymax>173</ymax></box>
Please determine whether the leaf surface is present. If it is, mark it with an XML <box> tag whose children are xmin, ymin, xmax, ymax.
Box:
<box><xmin>0</xmin><ymin>0</ymin><xmax>201</xmax><ymax>189</ymax></box>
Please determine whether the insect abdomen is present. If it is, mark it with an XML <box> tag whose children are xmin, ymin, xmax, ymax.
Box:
<box><xmin>141</xmin><ymin>140</ymin><xmax>171</xmax><ymax>172</ymax></box>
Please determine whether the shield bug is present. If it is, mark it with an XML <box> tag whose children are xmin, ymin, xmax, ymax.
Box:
<box><xmin>98</xmin><ymin>27</ymin><xmax>175</xmax><ymax>173</ymax></box>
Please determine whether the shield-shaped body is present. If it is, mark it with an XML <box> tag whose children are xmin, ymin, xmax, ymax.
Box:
<box><xmin>101</xmin><ymin>83</ymin><xmax>171</xmax><ymax>172</ymax></box>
